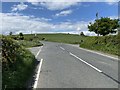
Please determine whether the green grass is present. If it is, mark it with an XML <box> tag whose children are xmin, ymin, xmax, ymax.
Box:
<box><xmin>7</xmin><ymin>35</ymin><xmax>43</xmax><ymax>48</ymax></box>
<box><xmin>17</xmin><ymin>40</ymin><xmax>43</xmax><ymax>48</ymax></box>
<box><xmin>80</xmin><ymin>35</ymin><xmax>119</xmax><ymax>56</ymax></box>
<box><xmin>23</xmin><ymin>33</ymin><xmax>119</xmax><ymax>56</ymax></box>
<box><xmin>24</xmin><ymin>33</ymin><xmax>85</xmax><ymax>44</ymax></box>
<box><xmin>13</xmin><ymin>33</ymin><xmax>119</xmax><ymax>55</ymax></box>
<box><xmin>2</xmin><ymin>36</ymin><xmax>36</xmax><ymax>89</ymax></box>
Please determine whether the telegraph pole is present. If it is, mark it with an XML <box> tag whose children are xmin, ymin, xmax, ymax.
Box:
<box><xmin>118</xmin><ymin>1</ymin><xmax>120</xmax><ymax>34</ymax></box>
<box><xmin>96</xmin><ymin>12</ymin><xmax>99</xmax><ymax>36</ymax></box>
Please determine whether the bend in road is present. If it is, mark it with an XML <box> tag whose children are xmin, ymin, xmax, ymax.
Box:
<box><xmin>29</xmin><ymin>41</ymin><xmax>119</xmax><ymax>88</ymax></box>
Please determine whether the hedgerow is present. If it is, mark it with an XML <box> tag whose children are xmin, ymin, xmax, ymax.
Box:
<box><xmin>2</xmin><ymin>36</ymin><xmax>36</xmax><ymax>89</ymax></box>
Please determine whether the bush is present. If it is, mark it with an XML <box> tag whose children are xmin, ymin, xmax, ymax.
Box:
<box><xmin>42</xmin><ymin>37</ymin><xmax>45</xmax><ymax>40</ymax></box>
<box><xmin>2</xmin><ymin>36</ymin><xmax>36</xmax><ymax>89</ymax></box>
<box><xmin>80</xmin><ymin>32</ymin><xmax>85</xmax><ymax>36</ymax></box>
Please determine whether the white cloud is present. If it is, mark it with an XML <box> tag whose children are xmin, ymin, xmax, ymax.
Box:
<box><xmin>8</xmin><ymin>0</ymin><xmax>118</xmax><ymax>12</ymax></box>
<box><xmin>11</xmin><ymin>3</ymin><xmax>28</xmax><ymax>12</ymax></box>
<box><xmin>1</xmin><ymin>13</ymin><xmax>53</xmax><ymax>34</ymax></box>
<box><xmin>107</xmin><ymin>2</ymin><xmax>116</xmax><ymax>5</ymax></box>
<box><xmin>2</xmin><ymin>0</ymin><xmax>119</xmax><ymax>2</ymax></box>
<box><xmin>25</xmin><ymin>0</ymin><xmax>119</xmax><ymax>11</ymax></box>
<box><xmin>30</xmin><ymin>2</ymin><xmax>79</xmax><ymax>10</ymax></box>
<box><xmin>31</xmin><ymin>7</ymin><xmax>43</xmax><ymax>10</ymax></box>
<box><xmin>1</xmin><ymin>13</ymin><xmax>97</xmax><ymax>36</ymax></box>
<box><xmin>83</xmin><ymin>31</ymin><xmax>97</xmax><ymax>36</ymax></box>
<box><xmin>26</xmin><ymin>0</ymin><xmax>119</xmax><ymax>2</ymax></box>
<box><xmin>105</xmin><ymin>0</ymin><xmax>118</xmax><ymax>5</ymax></box>
<box><xmin>55</xmin><ymin>10</ymin><xmax>72</xmax><ymax>17</ymax></box>
<box><xmin>108</xmin><ymin>16</ymin><xmax>118</xmax><ymax>19</ymax></box>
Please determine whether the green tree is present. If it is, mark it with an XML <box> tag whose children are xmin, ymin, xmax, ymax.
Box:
<box><xmin>9</xmin><ymin>32</ymin><xmax>12</xmax><ymax>36</ymax></box>
<box><xmin>19</xmin><ymin>32</ymin><xmax>24</xmax><ymax>40</ymax></box>
<box><xmin>80</xmin><ymin>32</ymin><xmax>85</xmax><ymax>36</ymax></box>
<box><xmin>88</xmin><ymin>17</ymin><xmax>119</xmax><ymax>36</ymax></box>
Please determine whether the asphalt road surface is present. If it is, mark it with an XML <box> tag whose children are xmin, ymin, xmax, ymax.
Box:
<box><xmin>29</xmin><ymin>41</ymin><xmax>119</xmax><ymax>88</ymax></box>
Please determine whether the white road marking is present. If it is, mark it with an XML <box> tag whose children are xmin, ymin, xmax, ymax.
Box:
<box><xmin>33</xmin><ymin>59</ymin><xmax>43</xmax><ymax>88</ymax></box>
<box><xmin>79</xmin><ymin>47</ymin><xmax>118</xmax><ymax>60</ymax></box>
<box><xmin>69</xmin><ymin>52</ymin><xmax>102</xmax><ymax>73</ymax></box>
<box><xmin>33</xmin><ymin>46</ymin><xmax>43</xmax><ymax>88</ymax></box>
<box><xmin>35</xmin><ymin>46</ymin><xmax>43</xmax><ymax>58</ymax></box>
<box><xmin>60</xmin><ymin>47</ymin><xmax>65</xmax><ymax>50</ymax></box>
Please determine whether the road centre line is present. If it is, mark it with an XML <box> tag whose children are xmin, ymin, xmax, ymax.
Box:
<box><xmin>69</xmin><ymin>52</ymin><xmax>102</xmax><ymax>73</ymax></box>
<box><xmin>60</xmin><ymin>47</ymin><xmax>65</xmax><ymax>50</ymax></box>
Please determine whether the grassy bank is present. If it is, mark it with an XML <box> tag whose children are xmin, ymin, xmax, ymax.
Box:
<box><xmin>8</xmin><ymin>35</ymin><xmax>43</xmax><ymax>48</ymax></box>
<box><xmin>23</xmin><ymin>33</ymin><xmax>119</xmax><ymax>56</ymax></box>
<box><xmin>17</xmin><ymin>40</ymin><xmax>43</xmax><ymax>48</ymax></box>
<box><xmin>2</xmin><ymin>36</ymin><xmax>36</xmax><ymax>89</ymax></box>
<box><xmin>80</xmin><ymin>35</ymin><xmax>119</xmax><ymax>56</ymax></box>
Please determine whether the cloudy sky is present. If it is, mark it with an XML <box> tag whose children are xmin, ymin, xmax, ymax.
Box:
<box><xmin>1</xmin><ymin>0</ymin><xmax>119</xmax><ymax>35</ymax></box>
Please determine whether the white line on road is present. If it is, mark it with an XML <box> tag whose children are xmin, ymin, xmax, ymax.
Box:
<box><xmin>35</xmin><ymin>46</ymin><xmax>43</xmax><ymax>58</ymax></box>
<box><xmin>33</xmin><ymin>46</ymin><xmax>43</xmax><ymax>88</ymax></box>
<box><xmin>60</xmin><ymin>47</ymin><xmax>65</xmax><ymax>50</ymax></box>
<box><xmin>33</xmin><ymin>59</ymin><xmax>43</xmax><ymax>88</ymax></box>
<box><xmin>69</xmin><ymin>52</ymin><xmax>102</xmax><ymax>73</ymax></box>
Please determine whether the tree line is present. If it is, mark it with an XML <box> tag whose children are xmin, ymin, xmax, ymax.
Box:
<box><xmin>9</xmin><ymin>32</ymin><xmax>24</xmax><ymax>40</ymax></box>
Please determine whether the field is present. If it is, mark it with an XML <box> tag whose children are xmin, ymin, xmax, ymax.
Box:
<box><xmin>24</xmin><ymin>33</ymin><xmax>85</xmax><ymax>44</ymax></box>
<box><xmin>23</xmin><ymin>33</ymin><xmax>119</xmax><ymax>56</ymax></box>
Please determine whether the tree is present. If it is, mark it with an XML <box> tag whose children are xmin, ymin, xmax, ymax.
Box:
<box><xmin>88</xmin><ymin>17</ymin><xmax>119</xmax><ymax>36</ymax></box>
<box><xmin>19</xmin><ymin>32</ymin><xmax>23</xmax><ymax>36</ymax></box>
<box><xmin>80</xmin><ymin>32</ymin><xmax>85</xmax><ymax>36</ymax></box>
<box><xmin>9</xmin><ymin>32</ymin><xmax>12</xmax><ymax>36</ymax></box>
<box><xmin>19</xmin><ymin>32</ymin><xmax>24</xmax><ymax>40</ymax></box>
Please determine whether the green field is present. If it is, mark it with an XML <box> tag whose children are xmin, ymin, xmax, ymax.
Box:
<box><xmin>24</xmin><ymin>33</ymin><xmax>85</xmax><ymax>44</ymax></box>
<box><xmin>23</xmin><ymin>33</ymin><xmax>119</xmax><ymax>56</ymax></box>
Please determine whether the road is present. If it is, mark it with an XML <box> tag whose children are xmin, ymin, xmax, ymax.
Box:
<box><xmin>29</xmin><ymin>41</ymin><xmax>119</xmax><ymax>88</ymax></box>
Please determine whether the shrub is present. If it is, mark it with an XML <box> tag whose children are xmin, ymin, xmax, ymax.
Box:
<box><xmin>2</xmin><ymin>36</ymin><xmax>36</xmax><ymax>89</ymax></box>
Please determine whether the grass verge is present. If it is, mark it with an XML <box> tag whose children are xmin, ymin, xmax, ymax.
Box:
<box><xmin>80</xmin><ymin>35</ymin><xmax>119</xmax><ymax>56</ymax></box>
<box><xmin>17</xmin><ymin>40</ymin><xmax>43</xmax><ymax>48</ymax></box>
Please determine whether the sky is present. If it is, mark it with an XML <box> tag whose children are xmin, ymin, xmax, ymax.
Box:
<box><xmin>0</xmin><ymin>0</ymin><xmax>119</xmax><ymax>36</ymax></box>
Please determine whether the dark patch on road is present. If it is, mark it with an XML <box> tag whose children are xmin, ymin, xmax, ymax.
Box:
<box><xmin>101</xmin><ymin>72</ymin><xmax>120</xmax><ymax>84</ymax></box>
